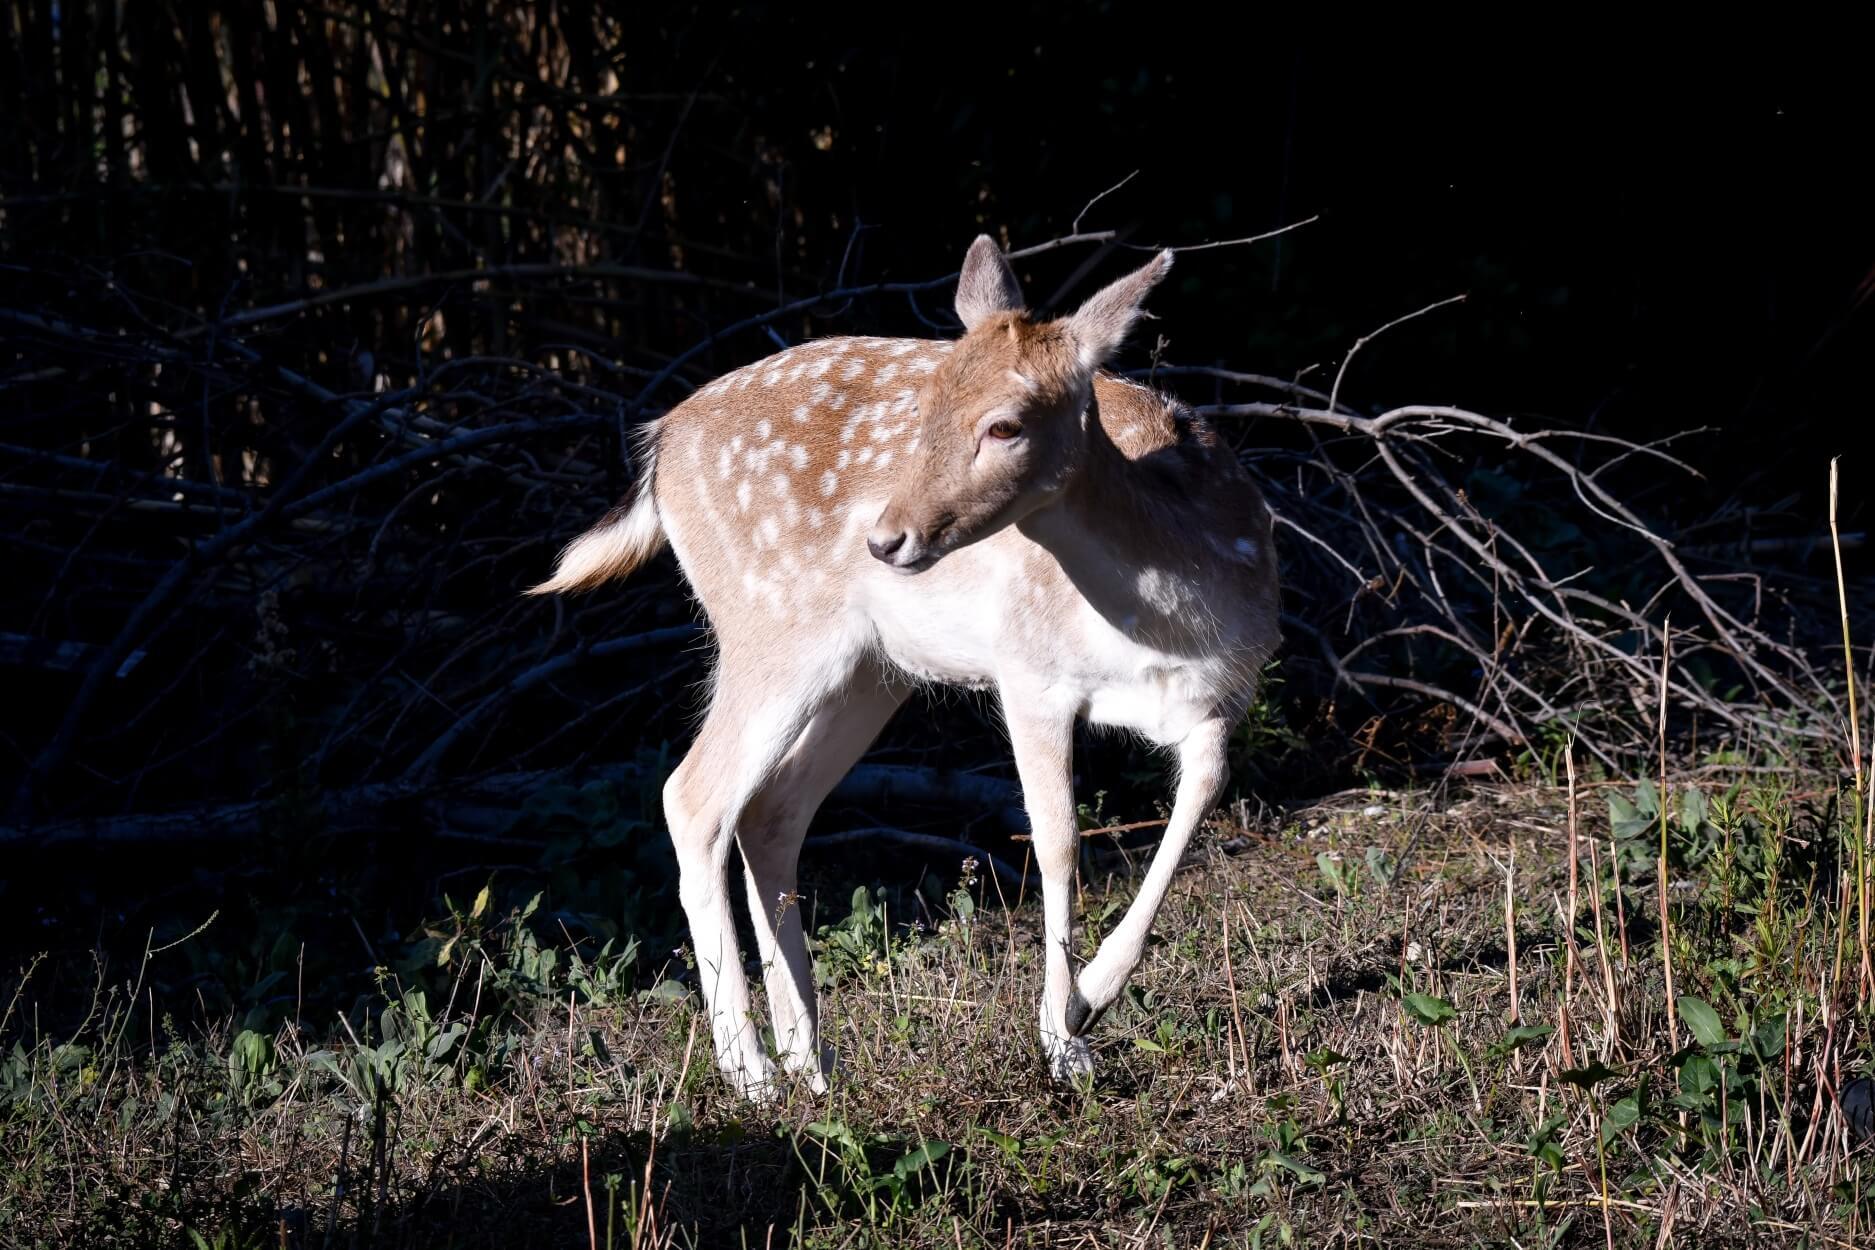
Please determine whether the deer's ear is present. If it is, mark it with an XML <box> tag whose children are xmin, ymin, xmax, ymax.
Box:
<box><xmin>1065</xmin><ymin>249</ymin><xmax>1174</xmax><ymax>369</ymax></box>
<box><xmin>955</xmin><ymin>235</ymin><xmax>1025</xmax><ymax>332</ymax></box>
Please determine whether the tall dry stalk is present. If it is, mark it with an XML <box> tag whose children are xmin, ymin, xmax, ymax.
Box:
<box><xmin>1828</xmin><ymin>457</ymin><xmax>1869</xmax><ymax>995</ymax></box>
<box><xmin>1656</xmin><ymin>620</ymin><xmax>1678</xmax><ymax>1050</ymax></box>
<box><xmin>1560</xmin><ymin>744</ymin><xmax>1582</xmax><ymax>1069</ymax></box>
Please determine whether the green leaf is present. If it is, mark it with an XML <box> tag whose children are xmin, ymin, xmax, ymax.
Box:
<box><xmin>1607</xmin><ymin>792</ymin><xmax>1652</xmax><ymax>839</ymax></box>
<box><xmin>471</xmin><ymin>883</ymin><xmax>492</xmax><ymax>920</ymax></box>
<box><xmin>1559</xmin><ymin>1060</ymin><xmax>1621</xmax><ymax>1089</ymax></box>
<box><xmin>972</xmin><ymin>1127</ymin><xmax>1021</xmax><ymax>1154</ymax></box>
<box><xmin>1678</xmin><ymin>996</ymin><xmax>1727</xmax><ymax>1048</ymax></box>
<box><xmin>1261</xmin><ymin>1151</ymin><xmax>1326</xmax><ymax>1186</ymax></box>
<box><xmin>636</xmin><ymin>979</ymin><xmax>691</xmax><ymax>1004</ymax></box>
<box><xmin>893</xmin><ymin>1139</ymin><xmax>950</xmax><ymax>1181</ymax></box>
<box><xmin>1133</xmin><ymin>1037</ymin><xmax>1166</xmax><ymax>1053</ymax></box>
<box><xmin>1304</xmin><ymin>1047</ymin><xmax>1352</xmax><ymax>1070</ymax></box>
<box><xmin>1678</xmin><ymin>1054</ymin><xmax>1720</xmax><ymax>1098</ymax></box>
<box><xmin>1487</xmin><ymin>1023</ymin><xmax>1553</xmax><ymax>1060</ymax></box>
<box><xmin>1750</xmin><ymin>1011</ymin><xmax>1787</xmax><ymax>1060</ymax></box>
<box><xmin>1401</xmin><ymin>993</ymin><xmax>1456</xmax><ymax>1027</ymax></box>
<box><xmin>1316</xmin><ymin>852</ymin><xmax>1349</xmax><ymax>896</ymax></box>
<box><xmin>1601</xmin><ymin>1094</ymin><xmax>1641</xmax><ymax>1144</ymax></box>
<box><xmin>230</xmin><ymin>1029</ymin><xmax>273</xmax><ymax>1075</ymax></box>
<box><xmin>1525</xmin><ymin>1112</ymin><xmax>1568</xmax><ymax>1173</ymax></box>
<box><xmin>1680</xmin><ymin>786</ymin><xmax>1709</xmax><ymax>832</ymax></box>
<box><xmin>806</xmin><ymin>1118</ymin><xmax>860</xmax><ymax>1150</ymax></box>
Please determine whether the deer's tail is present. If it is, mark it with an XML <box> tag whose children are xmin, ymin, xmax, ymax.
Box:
<box><xmin>526</xmin><ymin>420</ymin><xmax>667</xmax><ymax>596</ymax></box>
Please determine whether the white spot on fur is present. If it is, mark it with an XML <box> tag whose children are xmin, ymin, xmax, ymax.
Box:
<box><xmin>875</xmin><ymin>450</ymin><xmax>894</xmax><ymax>469</ymax></box>
<box><xmin>756</xmin><ymin>419</ymin><xmax>771</xmax><ymax>440</ymax></box>
<box><xmin>806</xmin><ymin>507</ymin><xmax>825</xmax><ymax>530</ymax></box>
<box><xmin>809</xmin><ymin>357</ymin><xmax>835</xmax><ymax>379</ymax></box>
<box><xmin>759</xmin><ymin>516</ymin><xmax>781</xmax><ymax>546</ymax></box>
<box><xmin>841</xmin><ymin>359</ymin><xmax>865</xmax><ymax>381</ymax></box>
<box><xmin>792</xmin><ymin>405</ymin><xmax>810</xmax><ymax>423</ymax></box>
<box><xmin>835</xmin><ymin>450</ymin><xmax>851</xmax><ymax>470</ymax></box>
<box><xmin>908</xmin><ymin>356</ymin><xmax>937</xmax><ymax>374</ymax></box>
<box><xmin>731</xmin><ymin>434</ymin><xmax>744</xmax><ymax>453</ymax></box>
<box><xmin>876</xmin><ymin>363</ymin><xmax>900</xmax><ymax>384</ymax></box>
<box><xmin>771</xmin><ymin>474</ymin><xmax>791</xmax><ymax>498</ymax></box>
<box><xmin>820</xmin><ymin>470</ymin><xmax>838</xmax><ymax>497</ymax></box>
<box><xmin>736</xmin><ymin>479</ymin><xmax>752</xmax><ymax>512</ymax></box>
<box><xmin>763</xmin><ymin>370</ymin><xmax>782</xmax><ymax>386</ymax></box>
<box><xmin>829</xmin><ymin>392</ymin><xmax>848</xmax><ymax>411</ymax></box>
<box><xmin>1135</xmin><ymin>569</ymin><xmax>1182</xmax><ymax>614</ymax></box>
<box><xmin>888</xmin><ymin>341</ymin><xmax>919</xmax><ymax>357</ymax></box>
<box><xmin>717</xmin><ymin>446</ymin><xmax>732</xmax><ymax>478</ymax></box>
<box><xmin>857</xmin><ymin>447</ymin><xmax>873</xmax><ymax>464</ymax></box>
<box><xmin>789</xmin><ymin>444</ymin><xmax>809</xmax><ymax>470</ymax></box>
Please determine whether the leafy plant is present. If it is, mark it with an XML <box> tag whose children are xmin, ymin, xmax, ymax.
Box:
<box><xmin>794</xmin><ymin>1119</ymin><xmax>960</xmax><ymax>1226</ymax></box>
<box><xmin>813</xmin><ymin>886</ymin><xmax>900</xmax><ymax>986</ymax></box>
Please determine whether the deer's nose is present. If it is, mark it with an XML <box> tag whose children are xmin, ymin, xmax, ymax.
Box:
<box><xmin>866</xmin><ymin>528</ymin><xmax>908</xmax><ymax>562</ymax></box>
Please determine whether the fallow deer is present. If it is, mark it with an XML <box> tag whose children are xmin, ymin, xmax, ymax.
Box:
<box><xmin>529</xmin><ymin>238</ymin><xmax>1280</xmax><ymax>1100</ymax></box>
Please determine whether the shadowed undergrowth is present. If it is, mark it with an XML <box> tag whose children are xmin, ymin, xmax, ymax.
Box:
<box><xmin>4</xmin><ymin>758</ymin><xmax>1874</xmax><ymax>1248</ymax></box>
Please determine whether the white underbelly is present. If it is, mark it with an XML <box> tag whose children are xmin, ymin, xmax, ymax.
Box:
<box><xmin>857</xmin><ymin>544</ymin><xmax>1251</xmax><ymax>737</ymax></box>
<box><xmin>1083</xmin><ymin>667</ymin><xmax>1224</xmax><ymax>745</ymax></box>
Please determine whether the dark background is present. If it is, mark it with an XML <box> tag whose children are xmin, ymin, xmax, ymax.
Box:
<box><xmin>2</xmin><ymin>4</ymin><xmax>1871</xmax><ymax>1017</ymax></box>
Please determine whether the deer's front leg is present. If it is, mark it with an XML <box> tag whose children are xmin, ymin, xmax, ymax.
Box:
<box><xmin>1068</xmin><ymin>716</ymin><xmax>1230</xmax><ymax>1036</ymax></box>
<box><xmin>1001</xmin><ymin>691</ymin><xmax>1092</xmax><ymax>1083</ymax></box>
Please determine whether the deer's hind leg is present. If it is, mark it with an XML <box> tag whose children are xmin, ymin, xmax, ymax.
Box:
<box><xmin>737</xmin><ymin>657</ymin><xmax>906</xmax><ymax>1092</ymax></box>
<box><xmin>663</xmin><ymin>635</ymin><xmax>869</xmax><ymax>1102</ymax></box>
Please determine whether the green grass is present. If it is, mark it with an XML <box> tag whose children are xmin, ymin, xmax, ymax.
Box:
<box><xmin>4</xmin><ymin>763</ymin><xmax>1874</xmax><ymax>1248</ymax></box>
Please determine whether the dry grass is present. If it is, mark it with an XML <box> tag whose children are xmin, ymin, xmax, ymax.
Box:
<box><xmin>4</xmin><ymin>767</ymin><xmax>1874</xmax><ymax>1248</ymax></box>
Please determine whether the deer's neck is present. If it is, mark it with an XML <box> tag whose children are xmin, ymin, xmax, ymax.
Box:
<box><xmin>1015</xmin><ymin>409</ymin><xmax>1209</xmax><ymax>644</ymax></box>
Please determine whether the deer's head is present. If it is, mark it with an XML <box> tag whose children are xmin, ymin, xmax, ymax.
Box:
<box><xmin>865</xmin><ymin>237</ymin><xmax>1173</xmax><ymax>572</ymax></box>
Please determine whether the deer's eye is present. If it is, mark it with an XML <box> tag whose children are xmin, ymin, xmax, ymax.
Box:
<box><xmin>986</xmin><ymin>419</ymin><xmax>1023</xmax><ymax>441</ymax></box>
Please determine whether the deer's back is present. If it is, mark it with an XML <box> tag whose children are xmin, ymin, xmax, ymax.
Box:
<box><xmin>652</xmin><ymin>337</ymin><xmax>1271</xmax><ymax>664</ymax></box>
